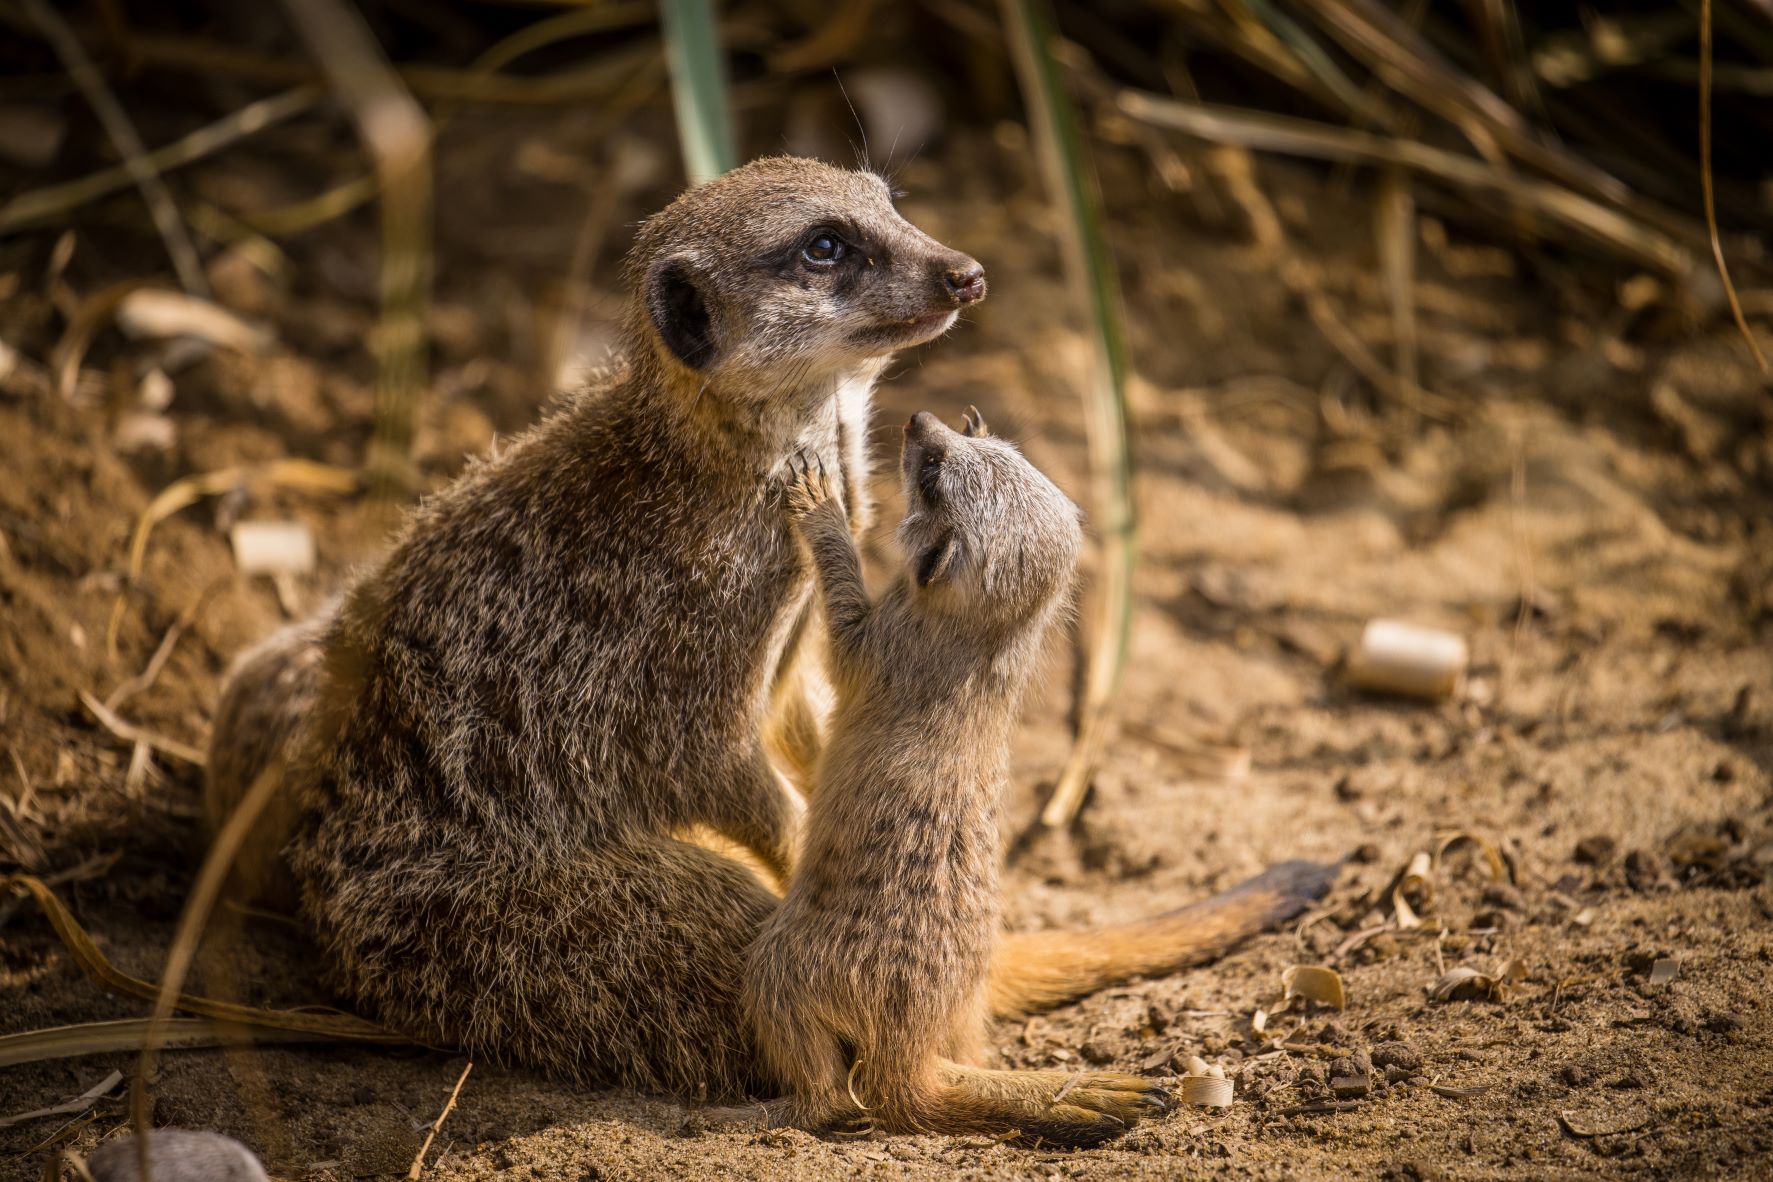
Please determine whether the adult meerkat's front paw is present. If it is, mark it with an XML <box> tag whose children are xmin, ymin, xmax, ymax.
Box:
<box><xmin>785</xmin><ymin>450</ymin><xmax>843</xmax><ymax>521</ymax></box>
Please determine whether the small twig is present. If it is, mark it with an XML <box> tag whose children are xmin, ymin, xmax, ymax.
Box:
<box><xmin>105</xmin><ymin>579</ymin><xmax>225</xmax><ymax>713</ymax></box>
<box><xmin>0</xmin><ymin>88</ymin><xmax>319</xmax><ymax>238</ymax></box>
<box><xmin>7</xmin><ymin>743</ymin><xmax>33</xmax><ymax>814</ymax></box>
<box><xmin>1277</xmin><ymin>1099</ymin><xmax>1362</xmax><ymax>1116</ymax></box>
<box><xmin>18</xmin><ymin>0</ymin><xmax>207</xmax><ymax>296</ymax></box>
<box><xmin>407</xmin><ymin>1062</ymin><xmax>473</xmax><ymax>1180</ymax></box>
<box><xmin>77</xmin><ymin>690</ymin><xmax>205</xmax><ymax>767</ymax></box>
<box><xmin>1281</xmin><ymin>258</ymin><xmax>1456</xmax><ymax>420</ymax></box>
<box><xmin>1051</xmin><ymin>1070</ymin><xmax>1086</xmax><ymax>1104</ymax></box>
<box><xmin>1700</xmin><ymin>0</ymin><xmax>1769</xmax><ymax>373</ymax></box>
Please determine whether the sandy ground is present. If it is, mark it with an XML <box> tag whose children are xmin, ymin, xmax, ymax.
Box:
<box><xmin>3</xmin><ymin>107</ymin><xmax>1772</xmax><ymax>1181</ymax></box>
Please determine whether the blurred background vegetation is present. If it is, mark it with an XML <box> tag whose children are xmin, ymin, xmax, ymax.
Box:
<box><xmin>4</xmin><ymin>0</ymin><xmax>1770</xmax><ymax>813</ymax></box>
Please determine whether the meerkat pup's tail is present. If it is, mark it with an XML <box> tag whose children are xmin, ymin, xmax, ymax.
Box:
<box><xmin>987</xmin><ymin>859</ymin><xmax>1340</xmax><ymax>1015</ymax></box>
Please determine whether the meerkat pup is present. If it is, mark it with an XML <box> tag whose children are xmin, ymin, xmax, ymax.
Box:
<box><xmin>743</xmin><ymin>409</ymin><xmax>1167</xmax><ymax>1145</ymax></box>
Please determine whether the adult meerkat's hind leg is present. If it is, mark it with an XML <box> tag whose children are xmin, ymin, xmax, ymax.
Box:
<box><xmin>988</xmin><ymin>859</ymin><xmax>1341</xmax><ymax>1015</ymax></box>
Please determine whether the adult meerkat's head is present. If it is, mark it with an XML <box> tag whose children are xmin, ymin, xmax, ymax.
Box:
<box><xmin>628</xmin><ymin>157</ymin><xmax>985</xmax><ymax>394</ymax></box>
<box><xmin>897</xmin><ymin>409</ymin><xmax>1082</xmax><ymax>626</ymax></box>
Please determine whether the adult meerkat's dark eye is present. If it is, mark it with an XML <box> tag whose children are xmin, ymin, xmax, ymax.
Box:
<box><xmin>803</xmin><ymin>232</ymin><xmax>846</xmax><ymax>265</ymax></box>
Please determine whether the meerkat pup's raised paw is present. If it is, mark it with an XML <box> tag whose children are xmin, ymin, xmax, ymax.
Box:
<box><xmin>744</xmin><ymin>410</ymin><xmax>1170</xmax><ymax>1146</ymax></box>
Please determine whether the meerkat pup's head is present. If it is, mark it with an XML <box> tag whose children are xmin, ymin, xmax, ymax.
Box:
<box><xmin>627</xmin><ymin>156</ymin><xmax>985</xmax><ymax>395</ymax></box>
<box><xmin>897</xmin><ymin>409</ymin><xmax>1082</xmax><ymax>626</ymax></box>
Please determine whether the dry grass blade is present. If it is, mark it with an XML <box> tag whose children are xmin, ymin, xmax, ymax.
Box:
<box><xmin>0</xmin><ymin>88</ymin><xmax>320</xmax><ymax>238</ymax></box>
<box><xmin>101</xmin><ymin>32</ymin><xmax>658</xmax><ymax>106</ymax></box>
<box><xmin>0</xmin><ymin>1071</ymin><xmax>120</xmax><ymax>1130</ymax></box>
<box><xmin>1</xmin><ymin>874</ymin><xmax>404</xmax><ymax>1043</ymax></box>
<box><xmin>128</xmin><ymin>762</ymin><xmax>297</xmax><ymax>1159</ymax></box>
<box><xmin>1290</xmin><ymin>0</ymin><xmax>1641</xmax><ymax>217</ymax></box>
<box><xmin>0</xmin><ymin>1019</ymin><xmax>341</xmax><ymax>1070</ymax></box>
<box><xmin>1116</xmin><ymin>90</ymin><xmax>1693</xmax><ymax>278</ymax></box>
<box><xmin>1374</xmin><ymin>169</ymin><xmax>1417</xmax><ymax>391</ymax></box>
<box><xmin>659</xmin><ymin>0</ymin><xmax>737</xmax><ymax>184</ymax></box>
<box><xmin>1700</xmin><ymin>0</ymin><xmax>1769</xmax><ymax>373</ymax></box>
<box><xmin>1001</xmin><ymin>0</ymin><xmax>1137</xmax><ymax>832</ymax></box>
<box><xmin>18</xmin><ymin>0</ymin><xmax>207</xmax><ymax>296</ymax></box>
<box><xmin>280</xmin><ymin>0</ymin><xmax>433</xmax><ymax>501</ymax></box>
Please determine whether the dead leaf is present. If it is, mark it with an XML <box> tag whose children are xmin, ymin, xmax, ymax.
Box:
<box><xmin>1282</xmin><ymin>964</ymin><xmax>1347</xmax><ymax>1010</ymax></box>
<box><xmin>1430</xmin><ymin>966</ymin><xmax>1505</xmax><ymax>1003</ymax></box>
<box><xmin>1392</xmin><ymin>850</ymin><xmax>1433</xmax><ymax>929</ymax></box>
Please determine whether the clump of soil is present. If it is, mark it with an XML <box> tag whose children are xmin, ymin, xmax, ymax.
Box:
<box><xmin>3</xmin><ymin>99</ymin><xmax>1771</xmax><ymax>1182</ymax></box>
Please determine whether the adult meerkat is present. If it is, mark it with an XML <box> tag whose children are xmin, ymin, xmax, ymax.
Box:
<box><xmin>209</xmin><ymin>156</ymin><xmax>989</xmax><ymax>1095</ymax></box>
<box><xmin>207</xmin><ymin>158</ymin><xmax>1334</xmax><ymax>1102</ymax></box>
<box><xmin>744</xmin><ymin>409</ymin><xmax>1169</xmax><ymax>1144</ymax></box>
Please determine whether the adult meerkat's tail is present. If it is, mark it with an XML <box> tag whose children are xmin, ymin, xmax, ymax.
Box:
<box><xmin>987</xmin><ymin>860</ymin><xmax>1340</xmax><ymax>1015</ymax></box>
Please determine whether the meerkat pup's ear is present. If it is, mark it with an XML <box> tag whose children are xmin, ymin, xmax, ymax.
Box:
<box><xmin>915</xmin><ymin>534</ymin><xmax>957</xmax><ymax>587</ymax></box>
<box><xmin>646</xmin><ymin>255</ymin><xmax>717</xmax><ymax>369</ymax></box>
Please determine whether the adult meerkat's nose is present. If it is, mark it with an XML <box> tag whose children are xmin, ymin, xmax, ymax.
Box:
<box><xmin>943</xmin><ymin>259</ymin><xmax>986</xmax><ymax>305</ymax></box>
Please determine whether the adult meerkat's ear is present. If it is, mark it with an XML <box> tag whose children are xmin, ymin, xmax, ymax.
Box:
<box><xmin>915</xmin><ymin>533</ymin><xmax>958</xmax><ymax>588</ymax></box>
<box><xmin>646</xmin><ymin>255</ymin><xmax>717</xmax><ymax>369</ymax></box>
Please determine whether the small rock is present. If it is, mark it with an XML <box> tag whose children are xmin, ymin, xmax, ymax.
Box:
<box><xmin>1329</xmin><ymin>1067</ymin><xmax>1372</xmax><ymax>1098</ymax></box>
<box><xmin>1365</xmin><ymin>932</ymin><xmax>1401</xmax><ymax>960</ymax></box>
<box><xmin>1480</xmin><ymin>882</ymin><xmax>1523</xmax><ymax>910</ymax></box>
<box><xmin>1624</xmin><ymin>849</ymin><xmax>1665</xmax><ymax>890</ymax></box>
<box><xmin>1370</xmin><ymin>1041</ymin><xmax>1422</xmax><ymax>1073</ymax></box>
<box><xmin>1573</xmin><ymin>835</ymin><xmax>1616</xmax><ymax>866</ymax></box>
<box><xmin>1703</xmin><ymin>1011</ymin><xmax>1744</xmax><ymax>1036</ymax></box>
<box><xmin>1559</xmin><ymin>1063</ymin><xmax>1596</xmax><ymax>1087</ymax></box>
